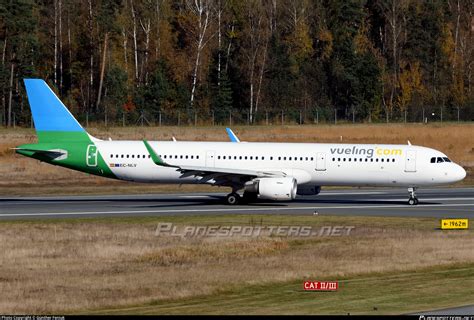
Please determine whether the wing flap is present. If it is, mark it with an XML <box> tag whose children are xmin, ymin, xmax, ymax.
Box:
<box><xmin>142</xmin><ymin>140</ymin><xmax>286</xmax><ymax>185</ymax></box>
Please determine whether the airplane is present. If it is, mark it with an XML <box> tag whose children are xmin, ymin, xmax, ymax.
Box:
<box><xmin>15</xmin><ymin>79</ymin><xmax>466</xmax><ymax>205</ymax></box>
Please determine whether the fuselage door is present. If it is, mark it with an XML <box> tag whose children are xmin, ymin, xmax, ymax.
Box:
<box><xmin>86</xmin><ymin>144</ymin><xmax>98</xmax><ymax>167</ymax></box>
<box><xmin>205</xmin><ymin>150</ymin><xmax>215</xmax><ymax>167</ymax></box>
<box><xmin>316</xmin><ymin>152</ymin><xmax>326</xmax><ymax>171</ymax></box>
<box><xmin>405</xmin><ymin>150</ymin><xmax>417</xmax><ymax>172</ymax></box>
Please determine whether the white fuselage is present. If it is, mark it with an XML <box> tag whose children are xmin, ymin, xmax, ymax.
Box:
<box><xmin>95</xmin><ymin>141</ymin><xmax>466</xmax><ymax>188</ymax></box>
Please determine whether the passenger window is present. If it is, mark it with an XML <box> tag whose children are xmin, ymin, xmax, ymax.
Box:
<box><xmin>348</xmin><ymin>158</ymin><xmax>351</xmax><ymax>162</ymax></box>
<box><xmin>186</xmin><ymin>155</ymin><xmax>188</xmax><ymax>159</ymax></box>
<box><xmin>354</xmin><ymin>158</ymin><xmax>357</xmax><ymax>162</ymax></box>
<box><xmin>218</xmin><ymin>156</ymin><xmax>221</xmax><ymax>160</ymax></box>
<box><xmin>365</xmin><ymin>158</ymin><xmax>368</xmax><ymax>162</ymax></box>
<box><xmin>270</xmin><ymin>157</ymin><xmax>273</xmax><ymax>160</ymax></box>
<box><xmin>191</xmin><ymin>155</ymin><xmax>194</xmax><ymax>159</ymax></box>
<box><xmin>338</xmin><ymin>158</ymin><xmax>340</xmax><ymax>161</ymax></box>
<box><xmin>310</xmin><ymin>157</ymin><xmax>314</xmax><ymax>161</ymax></box>
<box><xmin>392</xmin><ymin>159</ymin><xmax>395</xmax><ymax>162</ymax></box>
<box><xmin>284</xmin><ymin>157</ymin><xmax>287</xmax><ymax>160</ymax></box>
<box><xmin>126</xmin><ymin>155</ymin><xmax>129</xmax><ymax>158</ymax></box>
<box><xmin>250</xmin><ymin>156</ymin><xmax>253</xmax><ymax>160</ymax></box>
<box><xmin>343</xmin><ymin>158</ymin><xmax>346</xmax><ymax>161</ymax></box>
<box><xmin>197</xmin><ymin>155</ymin><xmax>200</xmax><ymax>159</ymax></box>
<box><xmin>245</xmin><ymin>156</ymin><xmax>248</xmax><ymax>160</ymax></box>
<box><xmin>381</xmin><ymin>159</ymin><xmax>384</xmax><ymax>162</ymax></box>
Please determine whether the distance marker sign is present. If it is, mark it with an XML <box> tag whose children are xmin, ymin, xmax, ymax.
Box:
<box><xmin>441</xmin><ymin>219</ymin><xmax>469</xmax><ymax>230</ymax></box>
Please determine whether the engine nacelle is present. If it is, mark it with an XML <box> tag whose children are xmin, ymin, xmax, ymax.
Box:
<box><xmin>246</xmin><ymin>177</ymin><xmax>297</xmax><ymax>201</ymax></box>
<box><xmin>297</xmin><ymin>185</ymin><xmax>321</xmax><ymax>196</ymax></box>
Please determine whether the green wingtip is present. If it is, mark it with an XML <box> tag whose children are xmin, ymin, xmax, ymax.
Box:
<box><xmin>143</xmin><ymin>140</ymin><xmax>165</xmax><ymax>166</ymax></box>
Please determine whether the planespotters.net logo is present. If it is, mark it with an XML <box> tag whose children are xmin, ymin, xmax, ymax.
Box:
<box><xmin>303</xmin><ymin>281</ymin><xmax>339</xmax><ymax>291</ymax></box>
<box><xmin>155</xmin><ymin>223</ymin><xmax>355</xmax><ymax>238</ymax></box>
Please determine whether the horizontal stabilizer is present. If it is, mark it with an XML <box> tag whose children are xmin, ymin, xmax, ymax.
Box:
<box><xmin>13</xmin><ymin>147</ymin><xmax>67</xmax><ymax>160</ymax></box>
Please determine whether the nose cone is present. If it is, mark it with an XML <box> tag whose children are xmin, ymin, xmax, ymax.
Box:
<box><xmin>454</xmin><ymin>164</ymin><xmax>467</xmax><ymax>182</ymax></box>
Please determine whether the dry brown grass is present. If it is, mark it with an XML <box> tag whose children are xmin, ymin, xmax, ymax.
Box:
<box><xmin>0</xmin><ymin>216</ymin><xmax>473</xmax><ymax>314</ymax></box>
<box><xmin>0</xmin><ymin>123</ymin><xmax>473</xmax><ymax>195</ymax></box>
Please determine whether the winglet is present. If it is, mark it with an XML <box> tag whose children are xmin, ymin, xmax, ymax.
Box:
<box><xmin>226</xmin><ymin>128</ymin><xmax>240</xmax><ymax>142</ymax></box>
<box><xmin>143</xmin><ymin>140</ymin><xmax>167</xmax><ymax>166</ymax></box>
<box><xmin>407</xmin><ymin>140</ymin><xmax>412</xmax><ymax>146</ymax></box>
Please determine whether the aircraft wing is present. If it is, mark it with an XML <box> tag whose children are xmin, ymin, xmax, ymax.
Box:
<box><xmin>143</xmin><ymin>140</ymin><xmax>285</xmax><ymax>186</ymax></box>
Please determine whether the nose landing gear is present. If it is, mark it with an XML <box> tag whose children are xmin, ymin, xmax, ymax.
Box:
<box><xmin>407</xmin><ymin>187</ymin><xmax>418</xmax><ymax>205</ymax></box>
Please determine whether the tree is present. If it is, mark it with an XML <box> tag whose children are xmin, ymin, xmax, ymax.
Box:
<box><xmin>210</xmin><ymin>52</ymin><xmax>233</xmax><ymax>123</ymax></box>
<box><xmin>102</xmin><ymin>64</ymin><xmax>128</xmax><ymax>122</ymax></box>
<box><xmin>180</xmin><ymin>0</ymin><xmax>216</xmax><ymax>113</ymax></box>
<box><xmin>95</xmin><ymin>0</ymin><xmax>122</xmax><ymax>112</ymax></box>
<box><xmin>239</xmin><ymin>0</ymin><xmax>271</xmax><ymax>123</ymax></box>
<box><xmin>1</xmin><ymin>0</ymin><xmax>38</xmax><ymax>127</ymax></box>
<box><xmin>377</xmin><ymin>0</ymin><xmax>410</xmax><ymax>121</ymax></box>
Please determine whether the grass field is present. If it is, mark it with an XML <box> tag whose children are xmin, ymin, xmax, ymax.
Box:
<box><xmin>0</xmin><ymin>215</ymin><xmax>473</xmax><ymax>314</ymax></box>
<box><xmin>0</xmin><ymin>123</ymin><xmax>473</xmax><ymax>195</ymax></box>
<box><xmin>91</xmin><ymin>265</ymin><xmax>474</xmax><ymax>315</ymax></box>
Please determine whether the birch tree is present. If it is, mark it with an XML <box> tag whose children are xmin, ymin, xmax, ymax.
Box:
<box><xmin>379</xmin><ymin>0</ymin><xmax>409</xmax><ymax>122</ymax></box>
<box><xmin>242</xmin><ymin>0</ymin><xmax>271</xmax><ymax>123</ymax></box>
<box><xmin>184</xmin><ymin>0</ymin><xmax>216</xmax><ymax>112</ymax></box>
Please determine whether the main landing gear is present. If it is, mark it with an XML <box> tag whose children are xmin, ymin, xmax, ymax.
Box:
<box><xmin>407</xmin><ymin>187</ymin><xmax>418</xmax><ymax>205</ymax></box>
<box><xmin>226</xmin><ymin>191</ymin><xmax>259</xmax><ymax>205</ymax></box>
<box><xmin>226</xmin><ymin>192</ymin><xmax>241</xmax><ymax>205</ymax></box>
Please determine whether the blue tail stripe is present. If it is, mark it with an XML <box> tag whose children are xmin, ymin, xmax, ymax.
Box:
<box><xmin>24</xmin><ymin>79</ymin><xmax>84</xmax><ymax>132</ymax></box>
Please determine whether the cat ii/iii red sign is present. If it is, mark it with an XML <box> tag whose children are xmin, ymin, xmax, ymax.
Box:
<box><xmin>303</xmin><ymin>281</ymin><xmax>338</xmax><ymax>291</ymax></box>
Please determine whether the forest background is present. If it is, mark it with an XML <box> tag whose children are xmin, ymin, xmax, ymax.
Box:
<box><xmin>1</xmin><ymin>0</ymin><xmax>473</xmax><ymax>126</ymax></box>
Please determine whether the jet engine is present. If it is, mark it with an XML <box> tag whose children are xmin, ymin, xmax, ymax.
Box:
<box><xmin>244</xmin><ymin>177</ymin><xmax>297</xmax><ymax>201</ymax></box>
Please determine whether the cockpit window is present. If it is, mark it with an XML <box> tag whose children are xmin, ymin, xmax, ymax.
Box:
<box><xmin>431</xmin><ymin>156</ymin><xmax>452</xmax><ymax>163</ymax></box>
